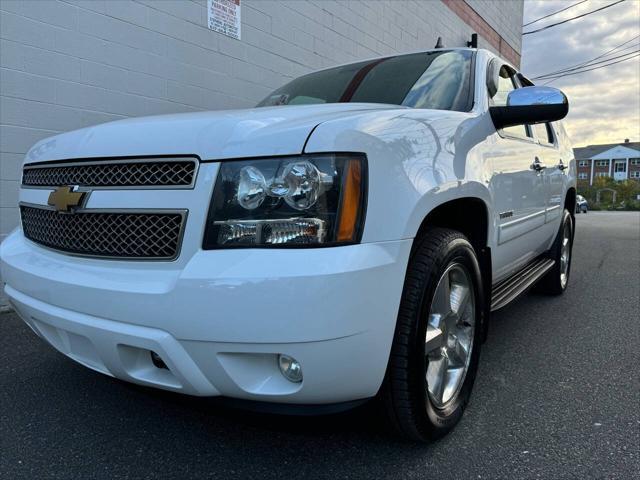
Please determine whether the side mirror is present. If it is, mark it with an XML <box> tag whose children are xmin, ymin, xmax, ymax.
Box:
<box><xmin>490</xmin><ymin>86</ymin><xmax>568</xmax><ymax>130</ymax></box>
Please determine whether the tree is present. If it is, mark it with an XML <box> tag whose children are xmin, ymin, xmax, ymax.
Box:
<box><xmin>616</xmin><ymin>180</ymin><xmax>640</xmax><ymax>203</ymax></box>
<box><xmin>593</xmin><ymin>175</ymin><xmax>614</xmax><ymax>189</ymax></box>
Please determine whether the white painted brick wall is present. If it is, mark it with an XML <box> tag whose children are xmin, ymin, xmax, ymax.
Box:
<box><xmin>0</xmin><ymin>0</ymin><xmax>523</xmax><ymax>304</ymax></box>
<box><xmin>465</xmin><ymin>0</ymin><xmax>523</xmax><ymax>53</ymax></box>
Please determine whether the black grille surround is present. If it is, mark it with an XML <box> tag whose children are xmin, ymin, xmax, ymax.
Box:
<box><xmin>22</xmin><ymin>158</ymin><xmax>197</xmax><ymax>189</ymax></box>
<box><xmin>20</xmin><ymin>205</ymin><xmax>186</xmax><ymax>260</ymax></box>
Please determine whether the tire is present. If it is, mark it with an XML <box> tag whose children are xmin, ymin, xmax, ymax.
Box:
<box><xmin>538</xmin><ymin>209</ymin><xmax>573</xmax><ymax>295</ymax></box>
<box><xmin>381</xmin><ymin>228</ymin><xmax>484</xmax><ymax>442</ymax></box>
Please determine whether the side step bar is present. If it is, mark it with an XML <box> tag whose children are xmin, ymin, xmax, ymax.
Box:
<box><xmin>491</xmin><ymin>258</ymin><xmax>555</xmax><ymax>312</ymax></box>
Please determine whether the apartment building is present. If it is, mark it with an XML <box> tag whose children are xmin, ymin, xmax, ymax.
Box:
<box><xmin>574</xmin><ymin>140</ymin><xmax>640</xmax><ymax>186</ymax></box>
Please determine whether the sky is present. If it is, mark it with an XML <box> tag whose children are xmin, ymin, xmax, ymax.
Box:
<box><xmin>520</xmin><ymin>0</ymin><xmax>640</xmax><ymax>147</ymax></box>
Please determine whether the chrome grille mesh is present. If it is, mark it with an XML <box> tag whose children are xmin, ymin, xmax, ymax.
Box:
<box><xmin>22</xmin><ymin>159</ymin><xmax>196</xmax><ymax>188</ymax></box>
<box><xmin>20</xmin><ymin>206</ymin><xmax>185</xmax><ymax>259</ymax></box>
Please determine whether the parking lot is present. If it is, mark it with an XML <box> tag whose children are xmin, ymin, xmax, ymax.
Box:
<box><xmin>1</xmin><ymin>211</ymin><xmax>638</xmax><ymax>479</ymax></box>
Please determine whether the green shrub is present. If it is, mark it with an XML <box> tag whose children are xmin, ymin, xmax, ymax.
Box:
<box><xmin>624</xmin><ymin>200</ymin><xmax>640</xmax><ymax>211</ymax></box>
<box><xmin>578</xmin><ymin>180</ymin><xmax>640</xmax><ymax>211</ymax></box>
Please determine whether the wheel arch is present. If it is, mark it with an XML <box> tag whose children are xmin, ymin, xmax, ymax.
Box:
<box><xmin>412</xmin><ymin>196</ymin><xmax>493</xmax><ymax>342</ymax></box>
<box><xmin>565</xmin><ymin>187</ymin><xmax>577</xmax><ymax>219</ymax></box>
<box><xmin>414</xmin><ymin>197</ymin><xmax>490</xmax><ymax>255</ymax></box>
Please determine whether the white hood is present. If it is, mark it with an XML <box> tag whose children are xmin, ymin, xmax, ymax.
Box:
<box><xmin>24</xmin><ymin>103</ymin><xmax>404</xmax><ymax>164</ymax></box>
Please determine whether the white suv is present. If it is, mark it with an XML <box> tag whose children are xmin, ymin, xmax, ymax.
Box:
<box><xmin>0</xmin><ymin>48</ymin><xmax>575</xmax><ymax>441</ymax></box>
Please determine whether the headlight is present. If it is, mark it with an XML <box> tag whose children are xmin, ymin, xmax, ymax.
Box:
<box><xmin>203</xmin><ymin>154</ymin><xmax>367</xmax><ymax>248</ymax></box>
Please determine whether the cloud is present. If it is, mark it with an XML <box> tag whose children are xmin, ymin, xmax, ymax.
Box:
<box><xmin>521</xmin><ymin>0</ymin><xmax>640</xmax><ymax>146</ymax></box>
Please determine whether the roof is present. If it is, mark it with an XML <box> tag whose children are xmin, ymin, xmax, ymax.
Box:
<box><xmin>573</xmin><ymin>141</ymin><xmax>640</xmax><ymax>159</ymax></box>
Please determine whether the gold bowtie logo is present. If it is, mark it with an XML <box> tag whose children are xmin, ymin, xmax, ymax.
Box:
<box><xmin>48</xmin><ymin>186</ymin><xmax>87</xmax><ymax>212</ymax></box>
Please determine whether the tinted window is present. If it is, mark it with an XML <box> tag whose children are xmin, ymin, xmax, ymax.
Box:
<box><xmin>257</xmin><ymin>50</ymin><xmax>473</xmax><ymax>112</ymax></box>
<box><xmin>492</xmin><ymin>70</ymin><xmax>515</xmax><ymax>107</ymax></box>
<box><xmin>490</xmin><ymin>66</ymin><xmax>530</xmax><ymax>139</ymax></box>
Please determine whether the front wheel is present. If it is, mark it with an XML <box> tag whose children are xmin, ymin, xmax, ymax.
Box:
<box><xmin>381</xmin><ymin>228</ymin><xmax>484</xmax><ymax>442</ymax></box>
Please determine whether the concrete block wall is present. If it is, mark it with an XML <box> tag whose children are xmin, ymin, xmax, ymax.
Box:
<box><xmin>0</xmin><ymin>0</ymin><xmax>523</xmax><ymax>304</ymax></box>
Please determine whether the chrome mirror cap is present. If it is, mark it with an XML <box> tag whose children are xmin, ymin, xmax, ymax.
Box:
<box><xmin>490</xmin><ymin>86</ymin><xmax>569</xmax><ymax>130</ymax></box>
<box><xmin>507</xmin><ymin>86</ymin><xmax>568</xmax><ymax>108</ymax></box>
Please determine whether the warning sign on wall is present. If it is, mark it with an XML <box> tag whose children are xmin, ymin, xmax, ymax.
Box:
<box><xmin>207</xmin><ymin>0</ymin><xmax>241</xmax><ymax>40</ymax></box>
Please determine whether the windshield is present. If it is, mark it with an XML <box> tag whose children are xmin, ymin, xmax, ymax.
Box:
<box><xmin>257</xmin><ymin>50</ymin><xmax>474</xmax><ymax>112</ymax></box>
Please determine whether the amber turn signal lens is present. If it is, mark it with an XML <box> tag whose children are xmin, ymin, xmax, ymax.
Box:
<box><xmin>337</xmin><ymin>159</ymin><xmax>362</xmax><ymax>242</ymax></box>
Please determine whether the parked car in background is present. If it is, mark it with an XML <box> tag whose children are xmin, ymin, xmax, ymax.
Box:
<box><xmin>576</xmin><ymin>195</ymin><xmax>588</xmax><ymax>213</ymax></box>
<box><xmin>0</xmin><ymin>48</ymin><xmax>575</xmax><ymax>442</ymax></box>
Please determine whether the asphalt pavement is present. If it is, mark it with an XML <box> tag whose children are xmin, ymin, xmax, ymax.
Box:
<box><xmin>1</xmin><ymin>211</ymin><xmax>639</xmax><ymax>479</ymax></box>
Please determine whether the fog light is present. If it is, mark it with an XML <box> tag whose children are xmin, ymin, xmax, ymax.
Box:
<box><xmin>278</xmin><ymin>354</ymin><xmax>302</xmax><ymax>383</ymax></box>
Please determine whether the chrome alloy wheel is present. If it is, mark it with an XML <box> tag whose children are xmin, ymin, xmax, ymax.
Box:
<box><xmin>560</xmin><ymin>221</ymin><xmax>571</xmax><ymax>288</ymax></box>
<box><xmin>425</xmin><ymin>263</ymin><xmax>475</xmax><ymax>408</ymax></box>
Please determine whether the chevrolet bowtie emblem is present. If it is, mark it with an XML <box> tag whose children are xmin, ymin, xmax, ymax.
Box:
<box><xmin>48</xmin><ymin>186</ymin><xmax>87</xmax><ymax>212</ymax></box>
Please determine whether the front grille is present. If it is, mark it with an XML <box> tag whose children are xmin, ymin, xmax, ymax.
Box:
<box><xmin>22</xmin><ymin>158</ymin><xmax>197</xmax><ymax>188</ymax></box>
<box><xmin>20</xmin><ymin>205</ymin><xmax>186</xmax><ymax>260</ymax></box>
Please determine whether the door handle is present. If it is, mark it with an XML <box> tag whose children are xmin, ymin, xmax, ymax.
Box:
<box><xmin>531</xmin><ymin>157</ymin><xmax>547</xmax><ymax>172</ymax></box>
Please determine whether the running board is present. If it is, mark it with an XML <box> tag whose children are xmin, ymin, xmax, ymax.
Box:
<box><xmin>491</xmin><ymin>258</ymin><xmax>555</xmax><ymax>311</ymax></box>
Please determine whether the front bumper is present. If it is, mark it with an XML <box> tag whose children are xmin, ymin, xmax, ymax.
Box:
<box><xmin>1</xmin><ymin>232</ymin><xmax>411</xmax><ymax>403</ymax></box>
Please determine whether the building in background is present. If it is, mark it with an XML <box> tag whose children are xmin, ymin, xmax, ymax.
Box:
<box><xmin>574</xmin><ymin>140</ymin><xmax>640</xmax><ymax>186</ymax></box>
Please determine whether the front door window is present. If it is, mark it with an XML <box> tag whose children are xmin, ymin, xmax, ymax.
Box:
<box><xmin>492</xmin><ymin>66</ymin><xmax>532</xmax><ymax>139</ymax></box>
